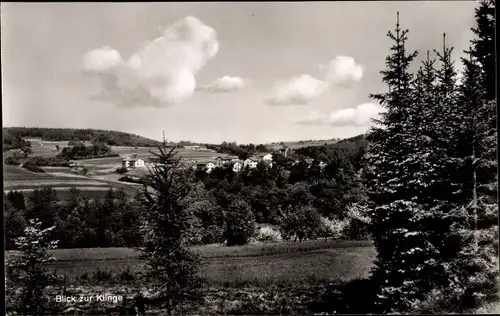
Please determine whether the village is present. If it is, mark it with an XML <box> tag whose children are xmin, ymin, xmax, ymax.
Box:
<box><xmin>119</xmin><ymin>145</ymin><xmax>328</xmax><ymax>175</ymax></box>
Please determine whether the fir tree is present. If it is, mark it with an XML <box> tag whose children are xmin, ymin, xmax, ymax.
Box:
<box><xmin>363</xmin><ymin>12</ymin><xmax>447</xmax><ymax>312</ymax></box>
<box><xmin>455</xmin><ymin>0</ymin><xmax>498</xmax><ymax>308</ymax></box>
<box><xmin>413</xmin><ymin>2</ymin><xmax>498</xmax><ymax>311</ymax></box>
<box><xmin>138</xmin><ymin>145</ymin><xmax>202</xmax><ymax>315</ymax></box>
<box><xmin>467</xmin><ymin>0</ymin><xmax>496</xmax><ymax>102</ymax></box>
<box><xmin>6</xmin><ymin>219</ymin><xmax>60</xmax><ymax>315</ymax></box>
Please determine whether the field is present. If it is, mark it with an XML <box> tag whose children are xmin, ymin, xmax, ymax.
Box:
<box><xmin>7</xmin><ymin>240</ymin><xmax>376</xmax><ymax>287</ymax></box>
<box><xmin>3</xmin><ymin>163</ymin><xmax>141</xmax><ymax>197</ymax></box>
<box><xmin>3</xmin><ymin>143</ymin><xmax>228</xmax><ymax>199</ymax></box>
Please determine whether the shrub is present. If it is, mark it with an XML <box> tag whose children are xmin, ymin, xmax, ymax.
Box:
<box><xmin>22</xmin><ymin>162</ymin><xmax>46</xmax><ymax>173</ymax></box>
<box><xmin>343</xmin><ymin>203</ymin><xmax>371</xmax><ymax>240</ymax></box>
<box><xmin>118</xmin><ymin>268</ymin><xmax>135</xmax><ymax>283</ymax></box>
<box><xmin>256</xmin><ymin>226</ymin><xmax>282</xmax><ymax>242</ymax></box>
<box><xmin>4</xmin><ymin>156</ymin><xmax>20</xmax><ymax>165</ymax></box>
<box><xmin>25</xmin><ymin>156</ymin><xmax>70</xmax><ymax>167</ymax></box>
<box><xmin>118</xmin><ymin>176</ymin><xmax>144</xmax><ymax>184</ymax></box>
<box><xmin>319</xmin><ymin>216</ymin><xmax>348</xmax><ymax>241</ymax></box>
<box><xmin>280</xmin><ymin>205</ymin><xmax>321</xmax><ymax>242</ymax></box>
<box><xmin>224</xmin><ymin>199</ymin><xmax>256</xmax><ymax>246</ymax></box>
<box><xmin>116</xmin><ymin>167</ymin><xmax>129</xmax><ymax>174</ymax></box>
<box><xmin>93</xmin><ymin>269</ymin><xmax>112</xmax><ymax>283</ymax></box>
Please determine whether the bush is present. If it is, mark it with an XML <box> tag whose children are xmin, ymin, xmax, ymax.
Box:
<box><xmin>22</xmin><ymin>162</ymin><xmax>46</xmax><ymax>173</ymax></box>
<box><xmin>118</xmin><ymin>176</ymin><xmax>144</xmax><ymax>184</ymax></box>
<box><xmin>4</xmin><ymin>156</ymin><xmax>20</xmax><ymax>165</ymax></box>
<box><xmin>255</xmin><ymin>226</ymin><xmax>282</xmax><ymax>242</ymax></box>
<box><xmin>319</xmin><ymin>216</ymin><xmax>348</xmax><ymax>241</ymax></box>
<box><xmin>118</xmin><ymin>268</ymin><xmax>136</xmax><ymax>283</ymax></box>
<box><xmin>224</xmin><ymin>200</ymin><xmax>256</xmax><ymax>246</ymax></box>
<box><xmin>93</xmin><ymin>269</ymin><xmax>112</xmax><ymax>283</ymax></box>
<box><xmin>343</xmin><ymin>203</ymin><xmax>371</xmax><ymax>240</ymax></box>
<box><xmin>25</xmin><ymin>156</ymin><xmax>70</xmax><ymax>167</ymax></box>
<box><xmin>116</xmin><ymin>167</ymin><xmax>129</xmax><ymax>174</ymax></box>
<box><xmin>280</xmin><ymin>205</ymin><xmax>321</xmax><ymax>242</ymax></box>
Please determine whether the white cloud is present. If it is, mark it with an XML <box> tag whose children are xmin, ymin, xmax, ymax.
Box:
<box><xmin>296</xmin><ymin>110</ymin><xmax>328</xmax><ymax>125</ymax></box>
<box><xmin>265</xmin><ymin>56</ymin><xmax>363</xmax><ymax>105</ymax></box>
<box><xmin>199</xmin><ymin>76</ymin><xmax>246</xmax><ymax>93</ymax></box>
<box><xmin>324</xmin><ymin>56</ymin><xmax>364</xmax><ymax>86</ymax></box>
<box><xmin>83</xmin><ymin>47</ymin><xmax>122</xmax><ymax>73</ymax></box>
<box><xmin>83</xmin><ymin>16</ymin><xmax>219</xmax><ymax>108</ymax></box>
<box><xmin>297</xmin><ymin>102</ymin><xmax>384</xmax><ymax>126</ymax></box>
<box><xmin>264</xmin><ymin>74</ymin><xmax>329</xmax><ymax>106</ymax></box>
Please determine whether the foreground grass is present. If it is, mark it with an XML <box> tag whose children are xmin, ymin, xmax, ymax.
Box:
<box><xmin>37</xmin><ymin>239</ymin><xmax>373</xmax><ymax>261</ymax></box>
<box><xmin>7</xmin><ymin>241</ymin><xmax>375</xmax><ymax>288</ymax></box>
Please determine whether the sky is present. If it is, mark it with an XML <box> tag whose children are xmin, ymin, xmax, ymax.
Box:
<box><xmin>1</xmin><ymin>1</ymin><xmax>479</xmax><ymax>144</ymax></box>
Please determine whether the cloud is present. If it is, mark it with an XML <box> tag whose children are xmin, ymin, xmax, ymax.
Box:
<box><xmin>324</xmin><ymin>56</ymin><xmax>364</xmax><ymax>86</ymax></box>
<box><xmin>296</xmin><ymin>110</ymin><xmax>328</xmax><ymax>125</ymax></box>
<box><xmin>199</xmin><ymin>76</ymin><xmax>246</xmax><ymax>93</ymax></box>
<box><xmin>264</xmin><ymin>74</ymin><xmax>329</xmax><ymax>106</ymax></box>
<box><xmin>265</xmin><ymin>56</ymin><xmax>363</xmax><ymax>106</ymax></box>
<box><xmin>297</xmin><ymin>102</ymin><xmax>384</xmax><ymax>126</ymax></box>
<box><xmin>83</xmin><ymin>16</ymin><xmax>219</xmax><ymax>108</ymax></box>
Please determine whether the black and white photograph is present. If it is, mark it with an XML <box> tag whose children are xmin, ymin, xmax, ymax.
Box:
<box><xmin>2</xmin><ymin>1</ymin><xmax>498</xmax><ymax>315</ymax></box>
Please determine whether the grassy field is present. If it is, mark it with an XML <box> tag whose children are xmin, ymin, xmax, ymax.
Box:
<box><xmin>7</xmin><ymin>240</ymin><xmax>375</xmax><ymax>287</ymax></box>
<box><xmin>3</xmin><ymin>164</ymin><xmax>141</xmax><ymax>198</ymax></box>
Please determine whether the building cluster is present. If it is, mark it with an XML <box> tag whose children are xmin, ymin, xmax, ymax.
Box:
<box><xmin>190</xmin><ymin>153</ymin><xmax>273</xmax><ymax>173</ymax></box>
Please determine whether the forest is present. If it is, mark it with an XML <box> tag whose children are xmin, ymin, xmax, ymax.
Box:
<box><xmin>3</xmin><ymin>127</ymin><xmax>161</xmax><ymax>147</ymax></box>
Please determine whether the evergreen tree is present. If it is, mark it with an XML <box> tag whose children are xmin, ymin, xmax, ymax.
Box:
<box><xmin>454</xmin><ymin>0</ymin><xmax>498</xmax><ymax>309</ymax></box>
<box><xmin>6</xmin><ymin>219</ymin><xmax>60</xmax><ymax>315</ymax></box>
<box><xmin>467</xmin><ymin>0</ymin><xmax>496</xmax><ymax>102</ymax></box>
<box><xmin>363</xmin><ymin>13</ymin><xmax>454</xmax><ymax>312</ymax></box>
<box><xmin>138</xmin><ymin>146</ymin><xmax>202</xmax><ymax>315</ymax></box>
<box><xmin>413</xmin><ymin>2</ymin><xmax>498</xmax><ymax>311</ymax></box>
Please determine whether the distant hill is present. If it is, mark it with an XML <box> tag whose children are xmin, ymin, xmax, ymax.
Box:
<box><xmin>289</xmin><ymin>133</ymin><xmax>368</xmax><ymax>162</ymax></box>
<box><xmin>265</xmin><ymin>134</ymin><xmax>367</xmax><ymax>151</ymax></box>
<box><xmin>3</xmin><ymin>127</ymin><xmax>161</xmax><ymax>148</ymax></box>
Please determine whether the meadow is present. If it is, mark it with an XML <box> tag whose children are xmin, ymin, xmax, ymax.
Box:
<box><xmin>7</xmin><ymin>240</ymin><xmax>375</xmax><ymax>287</ymax></box>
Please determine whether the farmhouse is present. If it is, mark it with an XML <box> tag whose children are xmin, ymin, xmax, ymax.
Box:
<box><xmin>232</xmin><ymin>160</ymin><xmax>243</xmax><ymax>172</ymax></box>
<box><xmin>255</xmin><ymin>152</ymin><xmax>273</xmax><ymax>161</ymax></box>
<box><xmin>122</xmin><ymin>157</ymin><xmax>145</xmax><ymax>168</ymax></box>
<box><xmin>194</xmin><ymin>160</ymin><xmax>216</xmax><ymax>173</ymax></box>
<box><xmin>214</xmin><ymin>155</ymin><xmax>238</xmax><ymax>168</ymax></box>
<box><xmin>243</xmin><ymin>157</ymin><xmax>259</xmax><ymax>169</ymax></box>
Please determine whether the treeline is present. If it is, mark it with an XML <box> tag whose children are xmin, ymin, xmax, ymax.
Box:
<box><xmin>3</xmin><ymin>127</ymin><xmax>161</xmax><ymax>147</ymax></box>
<box><xmin>4</xmin><ymin>142</ymin><xmax>119</xmax><ymax>166</ymax></box>
<box><xmin>3</xmin><ymin>131</ymin><xmax>32</xmax><ymax>152</ymax></box>
<box><xmin>205</xmin><ymin>141</ymin><xmax>270</xmax><ymax>159</ymax></box>
<box><xmin>58</xmin><ymin>141</ymin><xmax>118</xmax><ymax>160</ymax></box>
<box><xmin>4</xmin><ymin>188</ymin><xmax>142</xmax><ymax>249</ymax></box>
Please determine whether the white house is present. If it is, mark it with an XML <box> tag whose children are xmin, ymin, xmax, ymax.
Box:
<box><xmin>243</xmin><ymin>157</ymin><xmax>259</xmax><ymax>169</ymax></box>
<box><xmin>255</xmin><ymin>152</ymin><xmax>273</xmax><ymax>161</ymax></box>
<box><xmin>122</xmin><ymin>158</ymin><xmax>145</xmax><ymax>168</ymax></box>
<box><xmin>205</xmin><ymin>162</ymin><xmax>216</xmax><ymax>173</ymax></box>
<box><xmin>194</xmin><ymin>161</ymin><xmax>216</xmax><ymax>173</ymax></box>
<box><xmin>232</xmin><ymin>161</ymin><xmax>243</xmax><ymax>173</ymax></box>
<box><xmin>262</xmin><ymin>153</ymin><xmax>273</xmax><ymax>161</ymax></box>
